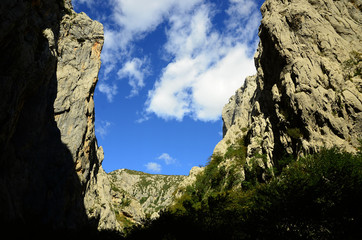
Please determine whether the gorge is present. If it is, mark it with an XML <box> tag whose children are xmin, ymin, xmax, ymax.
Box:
<box><xmin>0</xmin><ymin>0</ymin><xmax>361</xmax><ymax>239</ymax></box>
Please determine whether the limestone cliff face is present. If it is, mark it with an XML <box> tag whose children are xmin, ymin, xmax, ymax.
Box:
<box><xmin>55</xmin><ymin>7</ymin><xmax>119</xmax><ymax>231</ymax></box>
<box><xmin>108</xmin><ymin>169</ymin><xmax>186</xmax><ymax>227</ymax></box>
<box><xmin>173</xmin><ymin>166</ymin><xmax>204</xmax><ymax>199</ymax></box>
<box><xmin>215</xmin><ymin>0</ymin><xmax>361</xmax><ymax>177</ymax></box>
<box><xmin>0</xmin><ymin>0</ymin><xmax>117</xmax><ymax>232</ymax></box>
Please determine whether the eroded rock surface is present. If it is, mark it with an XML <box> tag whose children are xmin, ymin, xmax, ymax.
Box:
<box><xmin>55</xmin><ymin>8</ymin><xmax>118</xmax><ymax>231</ymax></box>
<box><xmin>108</xmin><ymin>169</ymin><xmax>186</xmax><ymax>226</ymax></box>
<box><xmin>0</xmin><ymin>0</ymin><xmax>118</xmax><ymax>232</ymax></box>
<box><xmin>215</xmin><ymin>0</ymin><xmax>362</xmax><ymax>175</ymax></box>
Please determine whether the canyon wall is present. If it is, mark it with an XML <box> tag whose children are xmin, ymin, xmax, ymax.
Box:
<box><xmin>214</xmin><ymin>0</ymin><xmax>361</xmax><ymax>180</ymax></box>
<box><xmin>0</xmin><ymin>0</ymin><xmax>118</xmax><ymax>233</ymax></box>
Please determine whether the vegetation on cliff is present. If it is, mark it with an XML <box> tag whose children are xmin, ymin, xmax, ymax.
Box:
<box><xmin>125</xmin><ymin>147</ymin><xmax>362</xmax><ymax>239</ymax></box>
<box><xmin>107</xmin><ymin>169</ymin><xmax>187</xmax><ymax>229</ymax></box>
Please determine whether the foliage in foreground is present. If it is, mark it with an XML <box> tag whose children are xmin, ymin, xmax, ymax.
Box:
<box><xmin>125</xmin><ymin>148</ymin><xmax>362</xmax><ymax>240</ymax></box>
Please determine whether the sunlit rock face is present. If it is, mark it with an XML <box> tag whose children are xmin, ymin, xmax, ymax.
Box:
<box><xmin>215</xmin><ymin>0</ymin><xmax>361</xmax><ymax>178</ymax></box>
<box><xmin>55</xmin><ymin>7</ymin><xmax>119</xmax><ymax>232</ymax></box>
<box><xmin>0</xmin><ymin>0</ymin><xmax>118</xmax><ymax>232</ymax></box>
<box><xmin>108</xmin><ymin>169</ymin><xmax>187</xmax><ymax>227</ymax></box>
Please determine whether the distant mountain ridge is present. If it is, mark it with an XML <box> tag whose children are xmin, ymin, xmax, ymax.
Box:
<box><xmin>107</xmin><ymin>169</ymin><xmax>187</xmax><ymax>227</ymax></box>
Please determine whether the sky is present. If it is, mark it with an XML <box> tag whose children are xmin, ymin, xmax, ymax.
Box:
<box><xmin>72</xmin><ymin>0</ymin><xmax>265</xmax><ymax>175</ymax></box>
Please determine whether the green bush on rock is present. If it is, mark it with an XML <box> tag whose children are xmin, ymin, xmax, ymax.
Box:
<box><xmin>125</xmin><ymin>147</ymin><xmax>362</xmax><ymax>240</ymax></box>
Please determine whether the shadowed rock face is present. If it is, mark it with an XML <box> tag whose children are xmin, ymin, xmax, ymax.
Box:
<box><xmin>55</xmin><ymin>8</ymin><xmax>119</xmax><ymax>232</ymax></box>
<box><xmin>215</xmin><ymin>0</ymin><xmax>361</xmax><ymax>175</ymax></box>
<box><xmin>0</xmin><ymin>0</ymin><xmax>118</xmax><ymax>233</ymax></box>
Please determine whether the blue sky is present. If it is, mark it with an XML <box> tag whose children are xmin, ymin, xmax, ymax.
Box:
<box><xmin>72</xmin><ymin>0</ymin><xmax>264</xmax><ymax>175</ymax></box>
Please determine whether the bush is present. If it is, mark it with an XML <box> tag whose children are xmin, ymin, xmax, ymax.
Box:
<box><xmin>224</xmin><ymin>136</ymin><xmax>247</xmax><ymax>164</ymax></box>
<box><xmin>286</xmin><ymin>127</ymin><xmax>303</xmax><ymax>139</ymax></box>
<box><xmin>125</xmin><ymin>147</ymin><xmax>362</xmax><ymax>240</ymax></box>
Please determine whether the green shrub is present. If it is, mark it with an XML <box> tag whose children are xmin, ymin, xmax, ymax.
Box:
<box><xmin>286</xmin><ymin>127</ymin><xmax>303</xmax><ymax>139</ymax></box>
<box><xmin>126</xmin><ymin>147</ymin><xmax>362</xmax><ymax>240</ymax></box>
<box><xmin>343</xmin><ymin>51</ymin><xmax>361</xmax><ymax>80</ymax></box>
<box><xmin>139</xmin><ymin>197</ymin><xmax>148</xmax><ymax>205</ymax></box>
<box><xmin>224</xmin><ymin>136</ymin><xmax>247</xmax><ymax>164</ymax></box>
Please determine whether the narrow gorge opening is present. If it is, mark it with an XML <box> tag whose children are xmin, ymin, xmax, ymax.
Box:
<box><xmin>71</xmin><ymin>0</ymin><xmax>264</xmax><ymax>231</ymax></box>
<box><xmin>2</xmin><ymin>0</ymin><xmax>361</xmax><ymax>238</ymax></box>
<box><xmin>73</xmin><ymin>0</ymin><xmax>264</xmax><ymax>176</ymax></box>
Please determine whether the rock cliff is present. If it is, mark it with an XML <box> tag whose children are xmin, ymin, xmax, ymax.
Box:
<box><xmin>0</xmin><ymin>0</ymin><xmax>117</xmax><ymax>233</ymax></box>
<box><xmin>108</xmin><ymin>169</ymin><xmax>186</xmax><ymax>227</ymax></box>
<box><xmin>1</xmin><ymin>0</ymin><xmax>360</xmax><ymax>236</ymax></box>
<box><xmin>214</xmin><ymin>0</ymin><xmax>361</xmax><ymax>180</ymax></box>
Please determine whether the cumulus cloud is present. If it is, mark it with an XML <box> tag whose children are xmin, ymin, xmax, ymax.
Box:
<box><xmin>145</xmin><ymin>1</ymin><xmax>259</xmax><ymax>121</ymax></box>
<box><xmin>226</xmin><ymin>0</ymin><xmax>261</xmax><ymax>45</ymax></box>
<box><xmin>157</xmin><ymin>153</ymin><xmax>176</xmax><ymax>165</ymax></box>
<box><xmin>227</xmin><ymin>0</ymin><xmax>257</xmax><ymax>20</ymax></box>
<box><xmin>109</xmin><ymin>0</ymin><xmax>202</xmax><ymax>48</ymax></box>
<box><xmin>98</xmin><ymin>82</ymin><xmax>118</xmax><ymax>102</ymax></box>
<box><xmin>96</xmin><ymin>0</ymin><xmax>260</xmax><ymax>119</ymax></box>
<box><xmin>145</xmin><ymin>162</ymin><xmax>162</xmax><ymax>173</ymax></box>
<box><xmin>117</xmin><ymin>58</ymin><xmax>149</xmax><ymax>97</ymax></box>
<box><xmin>191</xmin><ymin>44</ymin><xmax>255</xmax><ymax>120</ymax></box>
<box><xmin>98</xmin><ymin>0</ymin><xmax>203</xmax><ymax>99</ymax></box>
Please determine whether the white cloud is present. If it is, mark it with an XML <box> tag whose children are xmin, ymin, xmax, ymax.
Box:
<box><xmin>98</xmin><ymin>82</ymin><xmax>118</xmax><ymax>102</ymax></box>
<box><xmin>101</xmin><ymin>29</ymin><xmax>121</xmax><ymax>77</ymax></box>
<box><xmin>117</xmin><ymin>58</ymin><xmax>149</xmax><ymax>97</ymax></box>
<box><xmin>135</xmin><ymin>111</ymin><xmax>150</xmax><ymax>123</ymax></box>
<box><xmin>157</xmin><ymin>153</ymin><xmax>176</xmax><ymax>165</ymax></box>
<box><xmin>146</xmin><ymin>57</ymin><xmax>196</xmax><ymax>120</ymax></box>
<box><xmin>145</xmin><ymin>1</ymin><xmax>259</xmax><ymax>121</ymax></box>
<box><xmin>97</xmin><ymin>0</ymin><xmax>260</xmax><ymax>120</ymax></box>
<box><xmin>145</xmin><ymin>162</ymin><xmax>162</xmax><ymax>173</ymax></box>
<box><xmin>164</xmin><ymin>4</ymin><xmax>213</xmax><ymax>58</ymax></box>
<box><xmin>191</xmin><ymin>44</ymin><xmax>255</xmax><ymax>120</ymax></box>
<box><xmin>227</xmin><ymin>0</ymin><xmax>257</xmax><ymax>20</ymax></box>
<box><xmin>96</xmin><ymin>120</ymin><xmax>111</xmax><ymax>139</ymax></box>
<box><xmin>98</xmin><ymin>0</ymin><xmax>203</xmax><ymax>99</ymax></box>
<box><xmin>110</xmin><ymin>0</ymin><xmax>202</xmax><ymax>45</ymax></box>
<box><xmin>111</xmin><ymin>0</ymin><xmax>171</xmax><ymax>39</ymax></box>
<box><xmin>226</xmin><ymin>0</ymin><xmax>261</xmax><ymax>46</ymax></box>
<box><xmin>102</xmin><ymin>0</ymin><xmax>203</xmax><ymax>63</ymax></box>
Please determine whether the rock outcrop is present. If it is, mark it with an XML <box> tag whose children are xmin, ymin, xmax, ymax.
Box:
<box><xmin>56</xmin><ymin>8</ymin><xmax>118</xmax><ymax>232</ymax></box>
<box><xmin>108</xmin><ymin>169</ymin><xmax>186</xmax><ymax>226</ymax></box>
<box><xmin>215</xmin><ymin>0</ymin><xmax>361</xmax><ymax>177</ymax></box>
<box><xmin>0</xmin><ymin>0</ymin><xmax>117</xmax><ymax>233</ymax></box>
<box><xmin>174</xmin><ymin>166</ymin><xmax>204</xmax><ymax>199</ymax></box>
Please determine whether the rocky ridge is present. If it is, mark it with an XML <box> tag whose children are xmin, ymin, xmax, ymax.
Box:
<box><xmin>108</xmin><ymin>169</ymin><xmax>186</xmax><ymax>227</ymax></box>
<box><xmin>0</xmin><ymin>0</ymin><xmax>118</xmax><ymax>233</ymax></box>
<box><xmin>213</xmin><ymin>0</ymin><xmax>361</xmax><ymax>182</ymax></box>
